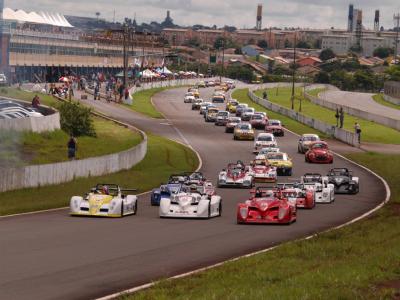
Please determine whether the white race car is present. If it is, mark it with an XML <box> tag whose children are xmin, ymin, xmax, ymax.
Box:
<box><xmin>70</xmin><ymin>184</ymin><xmax>138</xmax><ymax>217</ymax></box>
<box><xmin>253</xmin><ymin>133</ymin><xmax>278</xmax><ymax>154</ymax></box>
<box><xmin>300</xmin><ymin>173</ymin><xmax>335</xmax><ymax>203</ymax></box>
<box><xmin>159</xmin><ymin>185</ymin><xmax>222</xmax><ymax>218</ymax></box>
<box><xmin>184</xmin><ymin>95</ymin><xmax>196</xmax><ymax>103</ymax></box>
<box><xmin>218</xmin><ymin>161</ymin><xmax>254</xmax><ymax>188</ymax></box>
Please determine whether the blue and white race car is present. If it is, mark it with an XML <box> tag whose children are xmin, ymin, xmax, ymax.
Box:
<box><xmin>150</xmin><ymin>174</ymin><xmax>188</xmax><ymax>206</ymax></box>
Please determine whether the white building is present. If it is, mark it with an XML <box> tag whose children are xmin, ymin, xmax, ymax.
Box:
<box><xmin>322</xmin><ymin>31</ymin><xmax>399</xmax><ymax>57</ymax></box>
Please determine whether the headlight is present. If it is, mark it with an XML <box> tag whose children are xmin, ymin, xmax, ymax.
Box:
<box><xmin>240</xmin><ymin>207</ymin><xmax>248</xmax><ymax>219</ymax></box>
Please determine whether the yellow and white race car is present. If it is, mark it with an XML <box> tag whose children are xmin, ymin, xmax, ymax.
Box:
<box><xmin>266</xmin><ymin>152</ymin><xmax>293</xmax><ymax>176</ymax></box>
<box><xmin>70</xmin><ymin>184</ymin><xmax>138</xmax><ymax>217</ymax></box>
<box><xmin>233</xmin><ymin>123</ymin><xmax>255</xmax><ymax>140</ymax></box>
<box><xmin>226</xmin><ymin>99</ymin><xmax>239</xmax><ymax>113</ymax></box>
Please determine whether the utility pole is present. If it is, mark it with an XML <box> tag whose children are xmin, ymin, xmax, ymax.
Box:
<box><xmin>395</xmin><ymin>13</ymin><xmax>400</xmax><ymax>64</ymax></box>
<box><xmin>220</xmin><ymin>38</ymin><xmax>225</xmax><ymax>82</ymax></box>
<box><xmin>291</xmin><ymin>32</ymin><xmax>297</xmax><ymax>110</ymax></box>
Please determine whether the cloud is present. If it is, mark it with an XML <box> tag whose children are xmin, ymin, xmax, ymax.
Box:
<box><xmin>5</xmin><ymin>0</ymin><xmax>400</xmax><ymax>30</ymax></box>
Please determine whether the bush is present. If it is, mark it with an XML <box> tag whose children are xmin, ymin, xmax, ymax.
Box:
<box><xmin>59</xmin><ymin>101</ymin><xmax>96</xmax><ymax>137</ymax></box>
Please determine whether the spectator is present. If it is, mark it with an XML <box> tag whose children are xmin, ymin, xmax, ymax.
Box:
<box><xmin>354</xmin><ymin>122</ymin><xmax>361</xmax><ymax>144</ymax></box>
<box><xmin>339</xmin><ymin>107</ymin><xmax>344</xmax><ymax>128</ymax></box>
<box><xmin>118</xmin><ymin>83</ymin><xmax>125</xmax><ymax>103</ymax></box>
<box><xmin>94</xmin><ymin>84</ymin><xmax>100</xmax><ymax>100</ymax></box>
<box><xmin>67</xmin><ymin>135</ymin><xmax>77</xmax><ymax>160</ymax></box>
<box><xmin>263</xmin><ymin>91</ymin><xmax>268</xmax><ymax>100</ymax></box>
<box><xmin>32</xmin><ymin>95</ymin><xmax>40</xmax><ymax>108</ymax></box>
<box><xmin>335</xmin><ymin>108</ymin><xmax>339</xmax><ymax>127</ymax></box>
<box><xmin>124</xmin><ymin>87</ymin><xmax>130</xmax><ymax>101</ymax></box>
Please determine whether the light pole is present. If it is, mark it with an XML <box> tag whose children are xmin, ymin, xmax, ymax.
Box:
<box><xmin>394</xmin><ymin>13</ymin><xmax>400</xmax><ymax>64</ymax></box>
<box><xmin>291</xmin><ymin>32</ymin><xmax>297</xmax><ymax>110</ymax></box>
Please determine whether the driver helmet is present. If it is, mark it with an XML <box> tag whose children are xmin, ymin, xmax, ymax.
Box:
<box><xmin>102</xmin><ymin>185</ymin><xmax>109</xmax><ymax>195</ymax></box>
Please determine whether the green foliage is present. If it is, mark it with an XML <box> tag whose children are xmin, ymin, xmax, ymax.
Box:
<box><xmin>257</xmin><ymin>39</ymin><xmax>268</xmax><ymax>49</ymax></box>
<box><xmin>373</xmin><ymin>47</ymin><xmax>394</xmax><ymax>59</ymax></box>
<box><xmin>225</xmin><ymin>65</ymin><xmax>254</xmax><ymax>82</ymax></box>
<box><xmin>59</xmin><ymin>101</ymin><xmax>96</xmax><ymax>137</ymax></box>
<box><xmin>385</xmin><ymin>65</ymin><xmax>400</xmax><ymax>81</ymax></box>
<box><xmin>284</xmin><ymin>39</ymin><xmax>292</xmax><ymax>48</ymax></box>
<box><xmin>319</xmin><ymin>48</ymin><xmax>336</xmax><ymax>61</ymax></box>
<box><xmin>184</xmin><ymin>37</ymin><xmax>200</xmax><ymax>48</ymax></box>
<box><xmin>314</xmin><ymin>71</ymin><xmax>330</xmax><ymax>83</ymax></box>
<box><xmin>296</xmin><ymin>40</ymin><xmax>311</xmax><ymax>49</ymax></box>
<box><xmin>213</xmin><ymin>36</ymin><xmax>237</xmax><ymax>50</ymax></box>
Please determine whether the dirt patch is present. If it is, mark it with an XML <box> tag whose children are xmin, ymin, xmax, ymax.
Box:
<box><xmin>389</xmin><ymin>203</ymin><xmax>400</xmax><ymax>216</ymax></box>
<box><xmin>377</xmin><ymin>279</ymin><xmax>400</xmax><ymax>299</ymax></box>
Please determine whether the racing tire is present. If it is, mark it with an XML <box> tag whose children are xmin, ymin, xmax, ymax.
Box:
<box><xmin>218</xmin><ymin>201</ymin><xmax>222</xmax><ymax>217</ymax></box>
<box><xmin>133</xmin><ymin>201</ymin><xmax>138</xmax><ymax>215</ymax></box>
<box><xmin>208</xmin><ymin>202</ymin><xmax>211</xmax><ymax>219</ymax></box>
<box><xmin>305</xmin><ymin>156</ymin><xmax>308</xmax><ymax>163</ymax></box>
<box><xmin>120</xmin><ymin>202</ymin><xmax>124</xmax><ymax>217</ymax></box>
<box><xmin>287</xmin><ymin>169</ymin><xmax>292</xmax><ymax>176</ymax></box>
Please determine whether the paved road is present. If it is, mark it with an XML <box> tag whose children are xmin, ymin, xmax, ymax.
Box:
<box><xmin>320</xmin><ymin>90</ymin><xmax>400</xmax><ymax>121</ymax></box>
<box><xmin>0</xmin><ymin>88</ymin><xmax>386</xmax><ymax>300</ymax></box>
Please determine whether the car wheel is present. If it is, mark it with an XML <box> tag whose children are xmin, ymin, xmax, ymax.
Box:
<box><xmin>305</xmin><ymin>156</ymin><xmax>308</xmax><ymax>163</ymax></box>
<box><xmin>287</xmin><ymin>169</ymin><xmax>292</xmax><ymax>176</ymax></box>
<box><xmin>133</xmin><ymin>201</ymin><xmax>138</xmax><ymax>215</ymax></box>
<box><xmin>120</xmin><ymin>202</ymin><xmax>124</xmax><ymax>217</ymax></box>
<box><xmin>218</xmin><ymin>201</ymin><xmax>222</xmax><ymax>217</ymax></box>
<box><xmin>208</xmin><ymin>202</ymin><xmax>211</xmax><ymax>218</ymax></box>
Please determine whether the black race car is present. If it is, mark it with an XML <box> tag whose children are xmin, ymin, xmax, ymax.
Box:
<box><xmin>327</xmin><ymin>168</ymin><xmax>359</xmax><ymax>194</ymax></box>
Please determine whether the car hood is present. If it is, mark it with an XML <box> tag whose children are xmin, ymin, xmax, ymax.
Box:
<box><xmin>269</xmin><ymin>160</ymin><xmax>292</xmax><ymax>167</ymax></box>
<box><xmin>88</xmin><ymin>194</ymin><xmax>113</xmax><ymax>214</ymax></box>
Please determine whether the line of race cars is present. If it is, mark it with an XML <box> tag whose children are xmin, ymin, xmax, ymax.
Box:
<box><xmin>70</xmin><ymin>82</ymin><xmax>360</xmax><ymax>224</ymax></box>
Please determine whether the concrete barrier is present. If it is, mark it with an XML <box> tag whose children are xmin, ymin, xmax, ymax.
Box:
<box><xmin>383</xmin><ymin>94</ymin><xmax>400</xmax><ymax>106</ymax></box>
<box><xmin>0</xmin><ymin>129</ymin><xmax>147</xmax><ymax>193</ymax></box>
<box><xmin>0</xmin><ymin>98</ymin><xmax>60</xmax><ymax>133</ymax></box>
<box><xmin>304</xmin><ymin>92</ymin><xmax>400</xmax><ymax>131</ymax></box>
<box><xmin>248</xmin><ymin>89</ymin><xmax>358</xmax><ymax>146</ymax></box>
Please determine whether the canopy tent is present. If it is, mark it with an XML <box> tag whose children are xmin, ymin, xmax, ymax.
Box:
<box><xmin>3</xmin><ymin>8</ymin><xmax>74</xmax><ymax>27</ymax></box>
<box><xmin>141</xmin><ymin>69</ymin><xmax>158</xmax><ymax>79</ymax></box>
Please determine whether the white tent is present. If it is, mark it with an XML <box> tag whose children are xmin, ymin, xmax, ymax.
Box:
<box><xmin>141</xmin><ymin>69</ymin><xmax>157</xmax><ymax>79</ymax></box>
<box><xmin>3</xmin><ymin>8</ymin><xmax>74</xmax><ymax>27</ymax></box>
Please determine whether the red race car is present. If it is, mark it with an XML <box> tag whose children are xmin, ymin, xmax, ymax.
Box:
<box><xmin>237</xmin><ymin>187</ymin><xmax>297</xmax><ymax>224</ymax></box>
<box><xmin>250</xmin><ymin>157</ymin><xmax>277</xmax><ymax>183</ymax></box>
<box><xmin>265</xmin><ymin>119</ymin><xmax>284</xmax><ymax>137</ymax></box>
<box><xmin>250</xmin><ymin>113</ymin><xmax>267</xmax><ymax>129</ymax></box>
<box><xmin>276</xmin><ymin>184</ymin><xmax>315</xmax><ymax>209</ymax></box>
<box><xmin>305</xmin><ymin>141</ymin><xmax>333</xmax><ymax>164</ymax></box>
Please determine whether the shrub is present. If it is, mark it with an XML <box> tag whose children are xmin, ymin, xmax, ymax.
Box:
<box><xmin>59</xmin><ymin>101</ymin><xmax>96</xmax><ymax>137</ymax></box>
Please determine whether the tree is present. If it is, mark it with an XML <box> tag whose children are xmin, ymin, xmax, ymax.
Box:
<box><xmin>385</xmin><ymin>65</ymin><xmax>400</xmax><ymax>81</ymax></box>
<box><xmin>373</xmin><ymin>47</ymin><xmax>394</xmax><ymax>59</ymax></box>
<box><xmin>184</xmin><ymin>37</ymin><xmax>200</xmax><ymax>48</ymax></box>
<box><xmin>257</xmin><ymin>40</ymin><xmax>268</xmax><ymax>49</ymax></box>
<box><xmin>284</xmin><ymin>39</ymin><xmax>292</xmax><ymax>48</ymax></box>
<box><xmin>314</xmin><ymin>71</ymin><xmax>330</xmax><ymax>84</ymax></box>
<box><xmin>59</xmin><ymin>102</ymin><xmax>96</xmax><ymax>137</ymax></box>
<box><xmin>319</xmin><ymin>48</ymin><xmax>336</xmax><ymax>61</ymax></box>
<box><xmin>296</xmin><ymin>40</ymin><xmax>311</xmax><ymax>49</ymax></box>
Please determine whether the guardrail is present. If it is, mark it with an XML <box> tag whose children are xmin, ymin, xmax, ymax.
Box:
<box><xmin>0</xmin><ymin>98</ymin><xmax>61</xmax><ymax>133</ymax></box>
<box><xmin>0</xmin><ymin>96</ymin><xmax>148</xmax><ymax>193</ymax></box>
<box><xmin>248</xmin><ymin>89</ymin><xmax>358</xmax><ymax>146</ymax></box>
<box><xmin>305</xmin><ymin>92</ymin><xmax>400</xmax><ymax>131</ymax></box>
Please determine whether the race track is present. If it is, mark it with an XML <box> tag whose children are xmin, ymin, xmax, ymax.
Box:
<box><xmin>0</xmin><ymin>87</ymin><xmax>386</xmax><ymax>300</ymax></box>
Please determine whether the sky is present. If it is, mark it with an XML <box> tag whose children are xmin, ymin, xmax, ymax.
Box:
<box><xmin>5</xmin><ymin>0</ymin><xmax>400</xmax><ymax>30</ymax></box>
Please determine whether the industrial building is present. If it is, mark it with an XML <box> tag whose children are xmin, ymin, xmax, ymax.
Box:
<box><xmin>0</xmin><ymin>5</ymin><xmax>164</xmax><ymax>83</ymax></box>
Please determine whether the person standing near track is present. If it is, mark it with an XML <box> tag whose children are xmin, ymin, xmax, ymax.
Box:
<box><xmin>354</xmin><ymin>122</ymin><xmax>361</xmax><ymax>144</ymax></box>
<box><xmin>339</xmin><ymin>107</ymin><xmax>344</xmax><ymax>128</ymax></box>
<box><xmin>67</xmin><ymin>135</ymin><xmax>77</xmax><ymax>160</ymax></box>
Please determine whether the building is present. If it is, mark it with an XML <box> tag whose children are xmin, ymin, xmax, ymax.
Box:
<box><xmin>321</xmin><ymin>30</ymin><xmax>400</xmax><ymax>56</ymax></box>
<box><xmin>297</xmin><ymin>56</ymin><xmax>322</xmax><ymax>67</ymax></box>
<box><xmin>1</xmin><ymin>8</ymin><xmax>164</xmax><ymax>83</ymax></box>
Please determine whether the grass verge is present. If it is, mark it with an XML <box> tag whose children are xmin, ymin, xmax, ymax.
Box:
<box><xmin>0</xmin><ymin>116</ymin><xmax>142</xmax><ymax>167</ymax></box>
<box><xmin>128</xmin><ymin>87</ymin><xmax>182</xmax><ymax>119</ymax></box>
<box><xmin>0</xmin><ymin>87</ymin><xmax>58</xmax><ymax>107</ymax></box>
<box><xmin>232</xmin><ymin>89</ymin><xmax>329</xmax><ymax>139</ymax></box>
<box><xmin>121</xmin><ymin>152</ymin><xmax>400</xmax><ymax>300</ymax></box>
<box><xmin>372</xmin><ymin>94</ymin><xmax>400</xmax><ymax>110</ymax></box>
<box><xmin>0</xmin><ymin>134</ymin><xmax>199</xmax><ymax>216</ymax></box>
<box><xmin>255</xmin><ymin>87</ymin><xmax>400</xmax><ymax>145</ymax></box>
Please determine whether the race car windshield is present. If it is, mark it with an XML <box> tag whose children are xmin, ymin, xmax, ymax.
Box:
<box><xmin>238</xmin><ymin>124</ymin><xmax>251</xmax><ymax>130</ymax></box>
<box><xmin>244</xmin><ymin>108</ymin><xmax>254</xmax><ymax>113</ymax></box>
<box><xmin>229</xmin><ymin>118</ymin><xmax>241</xmax><ymax>123</ymax></box>
<box><xmin>312</xmin><ymin>143</ymin><xmax>328</xmax><ymax>149</ymax></box>
<box><xmin>270</xmin><ymin>120</ymin><xmax>281</xmax><ymax>126</ymax></box>
<box><xmin>303</xmin><ymin>136</ymin><xmax>319</xmax><ymax>141</ymax></box>
<box><xmin>218</xmin><ymin>112</ymin><xmax>229</xmax><ymax>116</ymax></box>
<box><xmin>330</xmin><ymin>169</ymin><xmax>349</xmax><ymax>176</ymax></box>
<box><xmin>257</xmin><ymin>136</ymin><xmax>273</xmax><ymax>141</ymax></box>
<box><xmin>268</xmin><ymin>154</ymin><xmax>285</xmax><ymax>160</ymax></box>
<box><xmin>252</xmin><ymin>115</ymin><xmax>263</xmax><ymax>120</ymax></box>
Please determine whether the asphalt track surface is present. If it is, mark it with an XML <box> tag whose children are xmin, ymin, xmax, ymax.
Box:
<box><xmin>320</xmin><ymin>90</ymin><xmax>400</xmax><ymax>121</ymax></box>
<box><xmin>0</xmin><ymin>87</ymin><xmax>386</xmax><ymax>300</ymax></box>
